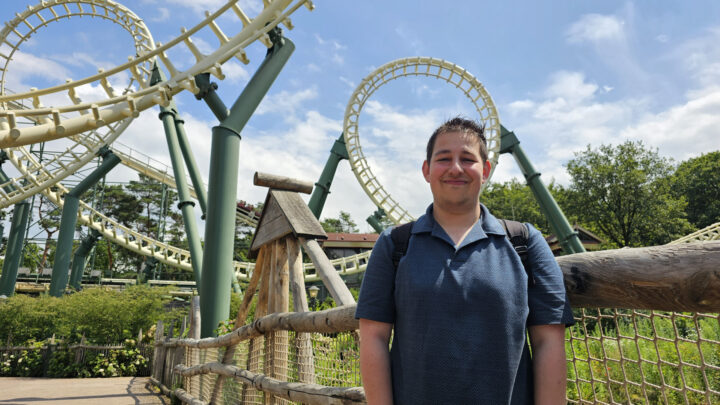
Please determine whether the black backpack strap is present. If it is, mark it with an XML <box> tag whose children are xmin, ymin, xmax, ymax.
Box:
<box><xmin>391</xmin><ymin>221</ymin><xmax>415</xmax><ymax>271</ymax></box>
<box><xmin>499</xmin><ymin>219</ymin><xmax>534</xmax><ymax>287</ymax></box>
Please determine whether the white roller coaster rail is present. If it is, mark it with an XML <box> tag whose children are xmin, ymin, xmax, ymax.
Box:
<box><xmin>669</xmin><ymin>222</ymin><xmax>720</xmax><ymax>244</ymax></box>
<box><xmin>0</xmin><ymin>0</ymin><xmax>152</xmax><ymax>208</ymax></box>
<box><xmin>0</xmin><ymin>0</ymin><xmax>314</xmax><ymax>149</ymax></box>
<box><xmin>0</xmin><ymin>0</ymin><xmax>375</xmax><ymax>283</ymax></box>
<box><xmin>343</xmin><ymin>57</ymin><xmax>501</xmax><ymax>225</ymax></box>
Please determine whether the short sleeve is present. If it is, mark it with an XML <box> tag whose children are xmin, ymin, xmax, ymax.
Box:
<box><xmin>525</xmin><ymin>224</ymin><xmax>575</xmax><ymax>327</ymax></box>
<box><xmin>355</xmin><ymin>228</ymin><xmax>396</xmax><ymax>324</ymax></box>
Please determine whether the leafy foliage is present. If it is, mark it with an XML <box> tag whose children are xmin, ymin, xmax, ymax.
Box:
<box><xmin>321</xmin><ymin>211</ymin><xmax>359</xmax><ymax>233</ymax></box>
<box><xmin>563</xmin><ymin>141</ymin><xmax>694</xmax><ymax>247</ymax></box>
<box><xmin>670</xmin><ymin>151</ymin><xmax>720</xmax><ymax>229</ymax></box>
<box><xmin>0</xmin><ymin>286</ymin><xmax>183</xmax><ymax>344</ymax></box>
<box><xmin>482</xmin><ymin>179</ymin><xmax>552</xmax><ymax>234</ymax></box>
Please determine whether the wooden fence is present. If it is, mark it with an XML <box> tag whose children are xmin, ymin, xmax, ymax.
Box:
<box><xmin>149</xmin><ymin>240</ymin><xmax>720</xmax><ymax>405</ymax></box>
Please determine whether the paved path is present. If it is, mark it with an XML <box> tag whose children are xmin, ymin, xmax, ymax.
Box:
<box><xmin>0</xmin><ymin>376</ymin><xmax>169</xmax><ymax>405</ymax></box>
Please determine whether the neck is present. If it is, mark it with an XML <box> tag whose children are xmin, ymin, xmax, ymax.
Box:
<box><xmin>432</xmin><ymin>202</ymin><xmax>481</xmax><ymax>245</ymax></box>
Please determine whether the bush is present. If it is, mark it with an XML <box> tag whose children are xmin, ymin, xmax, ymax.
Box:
<box><xmin>0</xmin><ymin>286</ymin><xmax>184</xmax><ymax>344</ymax></box>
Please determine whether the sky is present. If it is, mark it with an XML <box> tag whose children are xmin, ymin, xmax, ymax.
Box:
<box><xmin>2</xmin><ymin>0</ymin><xmax>720</xmax><ymax>235</ymax></box>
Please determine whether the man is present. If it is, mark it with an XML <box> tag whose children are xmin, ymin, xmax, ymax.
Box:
<box><xmin>356</xmin><ymin>117</ymin><xmax>573</xmax><ymax>404</ymax></box>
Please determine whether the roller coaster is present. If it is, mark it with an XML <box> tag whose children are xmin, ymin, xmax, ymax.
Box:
<box><xmin>3</xmin><ymin>0</ymin><xmax>716</xmax><ymax>341</ymax></box>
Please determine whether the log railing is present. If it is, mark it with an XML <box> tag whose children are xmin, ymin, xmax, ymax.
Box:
<box><xmin>151</xmin><ymin>240</ymin><xmax>720</xmax><ymax>404</ymax></box>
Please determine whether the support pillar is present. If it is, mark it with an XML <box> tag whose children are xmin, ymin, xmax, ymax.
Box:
<box><xmin>0</xmin><ymin>159</ymin><xmax>31</xmax><ymax>297</ymax></box>
<box><xmin>68</xmin><ymin>229</ymin><xmax>101</xmax><ymax>290</ymax></box>
<box><xmin>308</xmin><ymin>133</ymin><xmax>349</xmax><ymax>218</ymax></box>
<box><xmin>198</xmin><ymin>27</ymin><xmax>294</xmax><ymax>337</ymax></box>
<box><xmin>500</xmin><ymin>126</ymin><xmax>585</xmax><ymax>254</ymax></box>
<box><xmin>50</xmin><ymin>148</ymin><xmax>121</xmax><ymax>297</ymax></box>
<box><xmin>366</xmin><ymin>208</ymin><xmax>387</xmax><ymax>233</ymax></box>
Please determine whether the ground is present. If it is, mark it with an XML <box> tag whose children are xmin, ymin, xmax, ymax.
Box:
<box><xmin>0</xmin><ymin>376</ymin><xmax>169</xmax><ymax>404</ymax></box>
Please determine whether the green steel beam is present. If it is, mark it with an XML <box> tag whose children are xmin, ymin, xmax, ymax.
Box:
<box><xmin>308</xmin><ymin>133</ymin><xmax>349</xmax><ymax>218</ymax></box>
<box><xmin>0</xmin><ymin>165</ymin><xmax>31</xmax><ymax>297</ymax></box>
<box><xmin>366</xmin><ymin>208</ymin><xmax>386</xmax><ymax>233</ymax></box>
<box><xmin>195</xmin><ymin>73</ymin><xmax>229</xmax><ymax>122</ymax></box>
<box><xmin>499</xmin><ymin>125</ymin><xmax>585</xmax><ymax>254</ymax></box>
<box><xmin>150</xmin><ymin>63</ymin><xmax>205</xmax><ymax>285</ymax></box>
<box><xmin>50</xmin><ymin>148</ymin><xmax>121</xmax><ymax>297</ymax></box>
<box><xmin>174</xmin><ymin>117</ymin><xmax>208</xmax><ymax>218</ymax></box>
<box><xmin>199</xmin><ymin>27</ymin><xmax>294</xmax><ymax>338</ymax></box>
<box><xmin>158</xmin><ymin>106</ymin><xmax>204</xmax><ymax>285</ymax></box>
<box><xmin>68</xmin><ymin>229</ymin><xmax>101</xmax><ymax>290</ymax></box>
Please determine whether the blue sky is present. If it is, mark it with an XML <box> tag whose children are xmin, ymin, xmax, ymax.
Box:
<box><xmin>2</xmin><ymin>0</ymin><xmax>720</xmax><ymax>233</ymax></box>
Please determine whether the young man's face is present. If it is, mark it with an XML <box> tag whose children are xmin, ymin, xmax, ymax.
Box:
<box><xmin>422</xmin><ymin>131</ymin><xmax>491</xmax><ymax>212</ymax></box>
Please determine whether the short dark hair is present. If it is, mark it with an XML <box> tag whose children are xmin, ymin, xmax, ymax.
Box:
<box><xmin>426</xmin><ymin>117</ymin><xmax>487</xmax><ymax>163</ymax></box>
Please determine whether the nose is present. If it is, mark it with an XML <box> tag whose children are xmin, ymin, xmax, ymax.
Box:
<box><xmin>448</xmin><ymin>157</ymin><xmax>463</xmax><ymax>174</ymax></box>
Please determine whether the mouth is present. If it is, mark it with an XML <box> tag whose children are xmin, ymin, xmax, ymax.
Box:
<box><xmin>442</xmin><ymin>179</ymin><xmax>468</xmax><ymax>186</ymax></box>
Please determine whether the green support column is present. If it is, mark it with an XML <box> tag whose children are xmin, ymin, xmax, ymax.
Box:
<box><xmin>68</xmin><ymin>229</ymin><xmax>101</xmax><ymax>290</ymax></box>
<box><xmin>50</xmin><ymin>148</ymin><xmax>121</xmax><ymax>297</ymax></box>
<box><xmin>174</xmin><ymin>117</ymin><xmax>208</xmax><ymax>217</ymax></box>
<box><xmin>0</xmin><ymin>165</ymin><xmax>31</xmax><ymax>297</ymax></box>
<box><xmin>308</xmin><ymin>133</ymin><xmax>349</xmax><ymax>218</ymax></box>
<box><xmin>499</xmin><ymin>125</ymin><xmax>585</xmax><ymax>254</ymax></box>
<box><xmin>366</xmin><ymin>208</ymin><xmax>386</xmax><ymax>233</ymax></box>
<box><xmin>149</xmin><ymin>63</ymin><xmax>205</xmax><ymax>285</ymax></box>
<box><xmin>199</xmin><ymin>28</ymin><xmax>294</xmax><ymax>337</ymax></box>
<box><xmin>158</xmin><ymin>106</ymin><xmax>204</xmax><ymax>285</ymax></box>
<box><xmin>194</xmin><ymin>73</ymin><xmax>229</xmax><ymax>122</ymax></box>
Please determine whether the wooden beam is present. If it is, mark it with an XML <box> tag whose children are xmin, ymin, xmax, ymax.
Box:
<box><xmin>558</xmin><ymin>241</ymin><xmax>720</xmax><ymax>312</ymax></box>
<box><xmin>300</xmin><ymin>238</ymin><xmax>356</xmax><ymax>306</ymax></box>
<box><xmin>174</xmin><ymin>363</ymin><xmax>365</xmax><ymax>404</ymax></box>
<box><xmin>288</xmin><ymin>238</ymin><xmax>315</xmax><ymax>384</ymax></box>
<box><xmin>254</xmin><ymin>172</ymin><xmax>314</xmax><ymax>194</ymax></box>
<box><xmin>165</xmin><ymin>305</ymin><xmax>358</xmax><ymax>349</ymax></box>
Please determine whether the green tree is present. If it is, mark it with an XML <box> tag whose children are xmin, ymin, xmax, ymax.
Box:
<box><xmin>564</xmin><ymin>141</ymin><xmax>694</xmax><ymax>247</ymax></box>
<box><xmin>321</xmin><ymin>211</ymin><xmax>359</xmax><ymax>233</ymax></box>
<box><xmin>671</xmin><ymin>151</ymin><xmax>720</xmax><ymax>229</ymax></box>
<box><xmin>482</xmin><ymin>179</ymin><xmax>552</xmax><ymax>234</ymax></box>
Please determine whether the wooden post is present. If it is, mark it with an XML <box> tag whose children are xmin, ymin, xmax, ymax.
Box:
<box><xmin>300</xmin><ymin>237</ymin><xmax>356</xmax><ymax>306</ymax></box>
<box><xmin>559</xmin><ymin>240</ymin><xmax>720</xmax><ymax>311</ymax></box>
<box><xmin>288</xmin><ymin>237</ymin><xmax>315</xmax><ymax>384</ymax></box>
<box><xmin>269</xmin><ymin>238</ymin><xmax>290</xmax><ymax>405</ymax></box>
<box><xmin>253</xmin><ymin>172</ymin><xmax>314</xmax><ymax>194</ymax></box>
<box><xmin>242</xmin><ymin>246</ymin><xmax>272</xmax><ymax>404</ymax></box>
<box><xmin>210</xmin><ymin>246</ymin><xmax>270</xmax><ymax>403</ymax></box>
<box><xmin>153</xmin><ymin>320</ymin><xmax>165</xmax><ymax>383</ymax></box>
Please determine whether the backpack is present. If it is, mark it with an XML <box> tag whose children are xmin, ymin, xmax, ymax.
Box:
<box><xmin>390</xmin><ymin>219</ymin><xmax>535</xmax><ymax>287</ymax></box>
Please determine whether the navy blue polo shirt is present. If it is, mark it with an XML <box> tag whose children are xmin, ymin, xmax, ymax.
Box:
<box><xmin>356</xmin><ymin>204</ymin><xmax>573</xmax><ymax>404</ymax></box>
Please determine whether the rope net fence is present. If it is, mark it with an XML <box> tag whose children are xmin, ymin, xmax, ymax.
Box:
<box><xmin>179</xmin><ymin>330</ymin><xmax>361</xmax><ymax>404</ymax></box>
<box><xmin>160</xmin><ymin>308</ymin><xmax>720</xmax><ymax>404</ymax></box>
<box><xmin>567</xmin><ymin>308</ymin><xmax>720</xmax><ymax>404</ymax></box>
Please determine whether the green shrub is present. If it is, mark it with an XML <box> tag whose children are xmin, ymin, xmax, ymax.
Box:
<box><xmin>0</xmin><ymin>285</ymin><xmax>184</xmax><ymax>344</ymax></box>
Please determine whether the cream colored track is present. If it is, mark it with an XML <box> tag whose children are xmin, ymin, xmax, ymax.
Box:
<box><xmin>111</xmin><ymin>141</ymin><xmax>259</xmax><ymax>226</ymax></box>
<box><xmin>0</xmin><ymin>0</ymin><xmax>152</xmax><ymax>208</ymax></box>
<box><xmin>343</xmin><ymin>57</ymin><xmax>501</xmax><ymax>225</ymax></box>
<box><xmin>668</xmin><ymin>222</ymin><xmax>720</xmax><ymax>244</ymax></box>
<box><xmin>0</xmin><ymin>0</ymin><xmax>314</xmax><ymax>148</ymax></box>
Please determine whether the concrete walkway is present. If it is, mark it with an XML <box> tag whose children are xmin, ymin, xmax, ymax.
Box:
<box><xmin>0</xmin><ymin>376</ymin><xmax>170</xmax><ymax>405</ymax></box>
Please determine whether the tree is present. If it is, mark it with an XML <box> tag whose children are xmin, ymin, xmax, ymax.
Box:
<box><xmin>564</xmin><ymin>141</ymin><xmax>694</xmax><ymax>247</ymax></box>
<box><xmin>321</xmin><ymin>211</ymin><xmax>359</xmax><ymax>233</ymax></box>
<box><xmin>36</xmin><ymin>196</ymin><xmax>61</xmax><ymax>269</ymax></box>
<box><xmin>482</xmin><ymin>179</ymin><xmax>552</xmax><ymax>234</ymax></box>
<box><xmin>671</xmin><ymin>151</ymin><xmax>720</xmax><ymax>229</ymax></box>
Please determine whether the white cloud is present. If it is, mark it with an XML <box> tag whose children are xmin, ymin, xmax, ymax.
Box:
<box><xmin>255</xmin><ymin>87</ymin><xmax>318</xmax><ymax>118</ymax></box>
<box><xmin>152</xmin><ymin>7</ymin><xmax>171</xmax><ymax>22</ymax></box>
<box><xmin>222</xmin><ymin>60</ymin><xmax>250</xmax><ymax>84</ymax></box>
<box><xmin>566</xmin><ymin>14</ymin><xmax>625</xmax><ymax>44</ymax></box>
<box><xmin>544</xmin><ymin>71</ymin><xmax>598</xmax><ymax>103</ymax></box>
<box><xmin>314</xmin><ymin>34</ymin><xmax>346</xmax><ymax>66</ymax></box>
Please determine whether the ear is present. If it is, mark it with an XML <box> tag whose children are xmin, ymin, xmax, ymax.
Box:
<box><xmin>422</xmin><ymin>160</ymin><xmax>431</xmax><ymax>183</ymax></box>
<box><xmin>482</xmin><ymin>160</ymin><xmax>492</xmax><ymax>182</ymax></box>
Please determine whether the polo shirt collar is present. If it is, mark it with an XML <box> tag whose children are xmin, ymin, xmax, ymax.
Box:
<box><xmin>412</xmin><ymin>204</ymin><xmax>507</xmax><ymax>249</ymax></box>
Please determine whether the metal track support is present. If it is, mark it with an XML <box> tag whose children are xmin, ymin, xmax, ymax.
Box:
<box><xmin>0</xmin><ymin>164</ymin><xmax>31</xmax><ymax>297</ymax></box>
<box><xmin>50</xmin><ymin>148</ymin><xmax>121</xmax><ymax>297</ymax></box>
<box><xmin>308</xmin><ymin>133</ymin><xmax>349</xmax><ymax>218</ymax></box>
<box><xmin>199</xmin><ymin>28</ymin><xmax>294</xmax><ymax>337</ymax></box>
<box><xmin>499</xmin><ymin>125</ymin><xmax>585</xmax><ymax>254</ymax></box>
